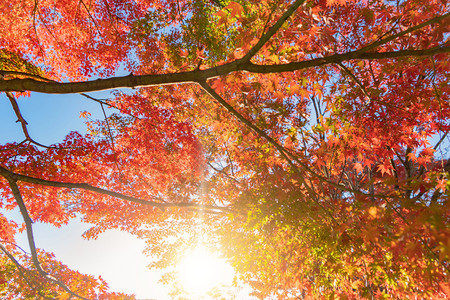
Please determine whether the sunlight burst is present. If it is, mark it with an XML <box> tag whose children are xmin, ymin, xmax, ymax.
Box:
<box><xmin>177</xmin><ymin>247</ymin><xmax>235</xmax><ymax>296</ymax></box>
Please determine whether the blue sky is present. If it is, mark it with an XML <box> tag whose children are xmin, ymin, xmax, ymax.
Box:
<box><xmin>0</xmin><ymin>91</ymin><xmax>171</xmax><ymax>299</ymax></box>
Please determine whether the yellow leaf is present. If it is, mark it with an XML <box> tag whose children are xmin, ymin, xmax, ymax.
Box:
<box><xmin>368</xmin><ymin>206</ymin><xmax>377</xmax><ymax>218</ymax></box>
<box><xmin>57</xmin><ymin>292</ymin><xmax>71</xmax><ymax>300</ymax></box>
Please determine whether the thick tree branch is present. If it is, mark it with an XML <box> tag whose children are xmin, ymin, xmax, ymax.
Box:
<box><xmin>1</xmin><ymin>3</ymin><xmax>446</xmax><ymax>98</ymax></box>
<box><xmin>0</xmin><ymin>165</ymin><xmax>232</xmax><ymax>214</ymax></box>
<box><xmin>5</xmin><ymin>179</ymin><xmax>41</xmax><ymax>272</ymax></box>
<box><xmin>245</xmin><ymin>45</ymin><xmax>450</xmax><ymax>73</ymax></box>
<box><xmin>1</xmin><ymin>46</ymin><xmax>447</xmax><ymax>94</ymax></box>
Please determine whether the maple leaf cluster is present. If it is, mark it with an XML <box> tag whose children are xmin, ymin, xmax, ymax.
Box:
<box><xmin>0</xmin><ymin>0</ymin><xmax>449</xmax><ymax>298</ymax></box>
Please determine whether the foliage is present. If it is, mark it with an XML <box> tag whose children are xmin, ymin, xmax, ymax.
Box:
<box><xmin>0</xmin><ymin>0</ymin><xmax>449</xmax><ymax>298</ymax></box>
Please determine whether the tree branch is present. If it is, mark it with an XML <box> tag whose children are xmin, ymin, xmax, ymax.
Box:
<box><xmin>198</xmin><ymin>80</ymin><xmax>339</xmax><ymax>222</ymax></box>
<box><xmin>1</xmin><ymin>46</ymin><xmax>447</xmax><ymax>94</ymax></box>
<box><xmin>241</xmin><ymin>0</ymin><xmax>306</xmax><ymax>62</ymax></box>
<box><xmin>355</xmin><ymin>12</ymin><xmax>450</xmax><ymax>53</ymax></box>
<box><xmin>3</xmin><ymin>178</ymin><xmax>90</xmax><ymax>300</ymax></box>
<box><xmin>245</xmin><ymin>45</ymin><xmax>450</xmax><ymax>73</ymax></box>
<box><xmin>0</xmin><ymin>165</ymin><xmax>232</xmax><ymax>214</ymax></box>
<box><xmin>199</xmin><ymin>80</ymin><xmax>450</xmax><ymax>273</ymax></box>
<box><xmin>197</xmin><ymin>81</ymin><xmax>417</xmax><ymax>202</ymax></box>
<box><xmin>4</xmin><ymin>91</ymin><xmax>66</xmax><ymax>149</ymax></box>
<box><xmin>0</xmin><ymin>140</ymin><xmax>28</xmax><ymax>152</ymax></box>
<box><xmin>207</xmin><ymin>161</ymin><xmax>241</xmax><ymax>185</ymax></box>
<box><xmin>337</xmin><ymin>62</ymin><xmax>407</xmax><ymax>112</ymax></box>
<box><xmin>0</xmin><ymin>242</ymin><xmax>54</xmax><ymax>300</ymax></box>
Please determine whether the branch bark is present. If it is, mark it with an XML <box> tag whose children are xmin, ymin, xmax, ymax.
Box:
<box><xmin>0</xmin><ymin>242</ymin><xmax>54</xmax><ymax>300</ymax></box>
<box><xmin>355</xmin><ymin>12</ymin><xmax>450</xmax><ymax>53</ymax></box>
<box><xmin>241</xmin><ymin>0</ymin><xmax>306</xmax><ymax>62</ymax></box>
<box><xmin>0</xmin><ymin>46</ymin><xmax>448</xmax><ymax>94</ymax></box>
<box><xmin>0</xmin><ymin>165</ymin><xmax>233</xmax><ymax>214</ymax></box>
<box><xmin>4</xmin><ymin>91</ymin><xmax>59</xmax><ymax>149</ymax></box>
<box><xmin>198</xmin><ymin>80</ymin><xmax>339</xmax><ymax>223</ymax></box>
<box><xmin>2</xmin><ymin>178</ymin><xmax>90</xmax><ymax>300</ymax></box>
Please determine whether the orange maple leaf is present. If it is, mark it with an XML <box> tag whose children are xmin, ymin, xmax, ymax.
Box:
<box><xmin>436</xmin><ymin>179</ymin><xmax>448</xmax><ymax>192</ymax></box>
<box><xmin>377</xmin><ymin>163</ymin><xmax>391</xmax><ymax>176</ymax></box>
<box><xmin>225</xmin><ymin>1</ymin><xmax>244</xmax><ymax>19</ymax></box>
<box><xmin>353</xmin><ymin>162</ymin><xmax>364</xmax><ymax>173</ymax></box>
<box><xmin>326</xmin><ymin>0</ymin><xmax>351</xmax><ymax>6</ymax></box>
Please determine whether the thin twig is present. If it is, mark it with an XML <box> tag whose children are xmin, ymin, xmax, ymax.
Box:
<box><xmin>198</xmin><ymin>80</ymin><xmax>338</xmax><ymax>223</ymax></box>
<box><xmin>241</xmin><ymin>0</ymin><xmax>306</xmax><ymax>62</ymax></box>
<box><xmin>337</xmin><ymin>62</ymin><xmax>407</xmax><ymax>112</ymax></box>
<box><xmin>4</xmin><ymin>91</ymin><xmax>67</xmax><ymax>149</ymax></box>
<box><xmin>79</xmin><ymin>0</ymin><xmax>104</xmax><ymax>38</ymax></box>
<box><xmin>0</xmin><ymin>239</ymin><xmax>30</xmax><ymax>255</ymax></box>
<box><xmin>356</xmin><ymin>12</ymin><xmax>450</xmax><ymax>53</ymax></box>
<box><xmin>99</xmin><ymin>101</ymin><xmax>122</xmax><ymax>177</ymax></box>
<box><xmin>260</xmin><ymin>3</ymin><xmax>278</xmax><ymax>39</ymax></box>
<box><xmin>0</xmin><ymin>140</ymin><xmax>28</xmax><ymax>152</ymax></box>
<box><xmin>0</xmin><ymin>242</ymin><xmax>53</xmax><ymax>300</ymax></box>
<box><xmin>31</xmin><ymin>0</ymin><xmax>45</xmax><ymax>57</ymax></box>
<box><xmin>0</xmin><ymin>70</ymin><xmax>50</xmax><ymax>81</ymax></box>
<box><xmin>207</xmin><ymin>161</ymin><xmax>241</xmax><ymax>185</ymax></box>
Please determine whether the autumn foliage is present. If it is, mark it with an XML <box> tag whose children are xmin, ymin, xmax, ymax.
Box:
<box><xmin>0</xmin><ymin>0</ymin><xmax>449</xmax><ymax>298</ymax></box>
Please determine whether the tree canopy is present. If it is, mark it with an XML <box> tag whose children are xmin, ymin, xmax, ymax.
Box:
<box><xmin>0</xmin><ymin>0</ymin><xmax>449</xmax><ymax>298</ymax></box>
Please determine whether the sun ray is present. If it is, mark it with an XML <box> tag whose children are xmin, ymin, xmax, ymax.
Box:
<box><xmin>176</xmin><ymin>246</ymin><xmax>235</xmax><ymax>297</ymax></box>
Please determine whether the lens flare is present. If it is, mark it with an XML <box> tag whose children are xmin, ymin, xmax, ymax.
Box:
<box><xmin>177</xmin><ymin>247</ymin><xmax>235</xmax><ymax>296</ymax></box>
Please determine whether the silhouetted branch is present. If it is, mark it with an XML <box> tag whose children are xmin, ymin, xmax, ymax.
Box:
<box><xmin>0</xmin><ymin>46</ymin><xmax>447</xmax><ymax>94</ymax></box>
<box><xmin>356</xmin><ymin>12</ymin><xmax>450</xmax><ymax>53</ymax></box>
<box><xmin>4</xmin><ymin>91</ymin><xmax>67</xmax><ymax>149</ymax></box>
<box><xmin>198</xmin><ymin>80</ymin><xmax>339</xmax><ymax>222</ymax></box>
<box><xmin>0</xmin><ymin>242</ymin><xmax>54</xmax><ymax>300</ymax></box>
<box><xmin>2</xmin><ymin>178</ymin><xmax>90</xmax><ymax>300</ymax></box>
<box><xmin>0</xmin><ymin>165</ymin><xmax>233</xmax><ymax>214</ymax></box>
<box><xmin>207</xmin><ymin>161</ymin><xmax>241</xmax><ymax>185</ymax></box>
<box><xmin>241</xmin><ymin>0</ymin><xmax>306</xmax><ymax>62</ymax></box>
